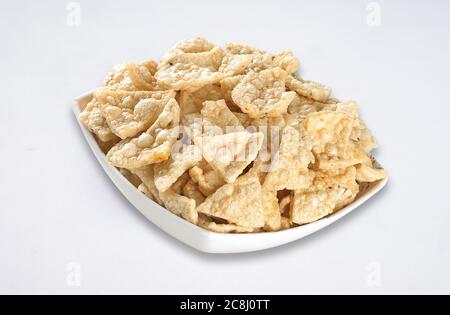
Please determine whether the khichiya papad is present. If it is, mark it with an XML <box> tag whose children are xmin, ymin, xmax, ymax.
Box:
<box><xmin>80</xmin><ymin>37</ymin><xmax>387</xmax><ymax>233</ymax></box>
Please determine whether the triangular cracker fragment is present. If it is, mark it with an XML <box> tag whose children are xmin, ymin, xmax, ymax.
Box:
<box><xmin>136</xmin><ymin>164</ymin><xmax>197</xmax><ymax>223</ymax></box>
<box><xmin>178</xmin><ymin>84</ymin><xmax>224</xmax><ymax>115</ymax></box>
<box><xmin>220</xmin><ymin>75</ymin><xmax>244</xmax><ymax>104</ymax></box>
<box><xmin>201</xmin><ymin>100</ymin><xmax>243</xmax><ymax>136</ymax></box>
<box><xmin>153</xmin><ymin>145</ymin><xmax>202</xmax><ymax>192</ymax></box>
<box><xmin>290</xmin><ymin>167</ymin><xmax>359</xmax><ymax>225</ymax></box>
<box><xmin>101</xmin><ymin>60</ymin><xmax>159</xmax><ymax>91</ymax></box>
<box><xmin>195</xmin><ymin>131</ymin><xmax>264</xmax><ymax>184</ymax></box>
<box><xmin>355</xmin><ymin>164</ymin><xmax>387</xmax><ymax>183</ymax></box>
<box><xmin>314</xmin><ymin>140</ymin><xmax>372</xmax><ymax>176</ymax></box>
<box><xmin>101</xmin><ymin>90</ymin><xmax>176</xmax><ymax>139</ymax></box>
<box><xmin>159</xmin><ymin>188</ymin><xmax>198</xmax><ymax>224</ymax></box>
<box><xmin>288</xmin><ymin>93</ymin><xmax>326</xmax><ymax>121</ymax></box>
<box><xmin>232</xmin><ymin>68</ymin><xmax>296</xmax><ymax>119</ymax></box>
<box><xmin>323</xmin><ymin>100</ymin><xmax>378</xmax><ymax>153</ymax></box>
<box><xmin>303</xmin><ymin>111</ymin><xmax>354</xmax><ymax>158</ymax></box>
<box><xmin>133</xmin><ymin>166</ymin><xmax>163</xmax><ymax>204</ymax></box>
<box><xmin>171</xmin><ymin>172</ymin><xmax>190</xmax><ymax>195</ymax></box>
<box><xmin>264</xmin><ymin>126</ymin><xmax>315</xmax><ymax>191</ymax></box>
<box><xmin>189</xmin><ymin>165</ymin><xmax>226</xmax><ymax>197</ymax></box>
<box><xmin>79</xmin><ymin>95</ymin><xmax>117</xmax><ymax>142</ymax></box>
<box><xmin>107</xmin><ymin>98</ymin><xmax>180</xmax><ymax>169</ymax></box>
<box><xmin>273</xmin><ymin>51</ymin><xmax>300</xmax><ymax>74</ymax></box>
<box><xmin>196</xmin><ymin>171</ymin><xmax>265</xmax><ymax>228</ymax></box>
<box><xmin>262</xmin><ymin>189</ymin><xmax>282</xmax><ymax>232</ymax></box>
<box><xmin>286</xmin><ymin>75</ymin><xmax>331</xmax><ymax>102</ymax></box>
<box><xmin>219</xmin><ymin>53</ymin><xmax>254</xmax><ymax>77</ymax></box>
<box><xmin>198</xmin><ymin>215</ymin><xmax>257</xmax><ymax>233</ymax></box>
<box><xmin>223</xmin><ymin>43</ymin><xmax>274</xmax><ymax>74</ymax></box>
<box><xmin>156</xmin><ymin>38</ymin><xmax>225</xmax><ymax>91</ymax></box>
<box><xmin>183</xmin><ymin>180</ymin><xmax>206</xmax><ymax>206</ymax></box>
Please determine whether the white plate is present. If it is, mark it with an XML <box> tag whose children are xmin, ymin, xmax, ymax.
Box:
<box><xmin>73</xmin><ymin>92</ymin><xmax>388</xmax><ymax>254</ymax></box>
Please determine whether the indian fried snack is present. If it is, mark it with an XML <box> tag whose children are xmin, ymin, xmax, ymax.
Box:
<box><xmin>80</xmin><ymin>38</ymin><xmax>387</xmax><ymax>233</ymax></box>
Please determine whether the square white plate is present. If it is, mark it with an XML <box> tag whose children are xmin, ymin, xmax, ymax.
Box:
<box><xmin>73</xmin><ymin>92</ymin><xmax>388</xmax><ymax>254</ymax></box>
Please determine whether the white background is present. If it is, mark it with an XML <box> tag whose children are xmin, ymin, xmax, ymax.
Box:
<box><xmin>0</xmin><ymin>0</ymin><xmax>449</xmax><ymax>294</ymax></box>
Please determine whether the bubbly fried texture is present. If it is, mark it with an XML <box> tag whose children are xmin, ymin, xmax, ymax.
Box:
<box><xmin>232</xmin><ymin>68</ymin><xmax>296</xmax><ymax>118</ymax></box>
<box><xmin>263</xmin><ymin>126</ymin><xmax>314</xmax><ymax>191</ymax></box>
<box><xmin>153</xmin><ymin>145</ymin><xmax>202</xmax><ymax>192</ymax></box>
<box><xmin>101</xmin><ymin>90</ymin><xmax>176</xmax><ymax>139</ymax></box>
<box><xmin>107</xmin><ymin>98</ymin><xmax>180</xmax><ymax>169</ymax></box>
<box><xmin>156</xmin><ymin>38</ymin><xmax>225</xmax><ymax>91</ymax></box>
<box><xmin>290</xmin><ymin>167</ymin><xmax>359</xmax><ymax>225</ymax></box>
<box><xmin>286</xmin><ymin>76</ymin><xmax>331</xmax><ymax>102</ymax></box>
<box><xmin>80</xmin><ymin>94</ymin><xmax>117</xmax><ymax>142</ymax></box>
<box><xmin>101</xmin><ymin>60</ymin><xmax>159</xmax><ymax>91</ymax></box>
<box><xmin>80</xmin><ymin>38</ymin><xmax>386</xmax><ymax>233</ymax></box>
<box><xmin>196</xmin><ymin>170</ymin><xmax>265</xmax><ymax>228</ymax></box>
<box><xmin>195</xmin><ymin>131</ymin><xmax>264</xmax><ymax>184</ymax></box>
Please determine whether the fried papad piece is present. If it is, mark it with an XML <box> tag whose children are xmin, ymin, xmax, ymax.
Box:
<box><xmin>287</xmin><ymin>93</ymin><xmax>327</xmax><ymax>121</ymax></box>
<box><xmin>201</xmin><ymin>100</ymin><xmax>244</xmax><ymax>136</ymax></box>
<box><xmin>194</xmin><ymin>131</ymin><xmax>264</xmax><ymax>184</ymax></box>
<box><xmin>272</xmin><ymin>51</ymin><xmax>300</xmax><ymax>74</ymax></box>
<box><xmin>355</xmin><ymin>164</ymin><xmax>387</xmax><ymax>183</ymax></box>
<box><xmin>100</xmin><ymin>59</ymin><xmax>159</xmax><ymax>91</ymax></box>
<box><xmin>101</xmin><ymin>90</ymin><xmax>176</xmax><ymax>139</ymax></box>
<box><xmin>153</xmin><ymin>145</ymin><xmax>202</xmax><ymax>192</ymax></box>
<box><xmin>189</xmin><ymin>163</ymin><xmax>226</xmax><ymax>197</ymax></box>
<box><xmin>303</xmin><ymin>111</ymin><xmax>354</xmax><ymax>158</ymax></box>
<box><xmin>232</xmin><ymin>68</ymin><xmax>296</xmax><ymax>119</ymax></box>
<box><xmin>290</xmin><ymin>167</ymin><xmax>359</xmax><ymax>225</ymax></box>
<box><xmin>263</xmin><ymin>126</ymin><xmax>315</xmax><ymax>191</ymax></box>
<box><xmin>156</xmin><ymin>37</ymin><xmax>225</xmax><ymax>91</ymax></box>
<box><xmin>196</xmin><ymin>170</ymin><xmax>265</xmax><ymax>228</ymax></box>
<box><xmin>198</xmin><ymin>215</ymin><xmax>258</xmax><ymax>233</ymax></box>
<box><xmin>133</xmin><ymin>166</ymin><xmax>163</xmax><ymax>204</ymax></box>
<box><xmin>285</xmin><ymin>75</ymin><xmax>331</xmax><ymax>102</ymax></box>
<box><xmin>222</xmin><ymin>43</ymin><xmax>271</xmax><ymax>75</ymax></box>
<box><xmin>313</xmin><ymin>140</ymin><xmax>372</xmax><ymax>176</ymax></box>
<box><xmin>223</xmin><ymin>43</ymin><xmax>299</xmax><ymax>75</ymax></box>
<box><xmin>220</xmin><ymin>75</ymin><xmax>244</xmax><ymax>104</ymax></box>
<box><xmin>79</xmin><ymin>94</ymin><xmax>118</xmax><ymax>142</ymax></box>
<box><xmin>322</xmin><ymin>100</ymin><xmax>378</xmax><ymax>153</ymax></box>
<box><xmin>135</xmin><ymin>166</ymin><xmax>198</xmax><ymax>224</ymax></box>
<box><xmin>171</xmin><ymin>172</ymin><xmax>190</xmax><ymax>195</ymax></box>
<box><xmin>177</xmin><ymin>84</ymin><xmax>224</xmax><ymax>114</ymax></box>
<box><xmin>183</xmin><ymin>180</ymin><xmax>206</xmax><ymax>206</ymax></box>
<box><xmin>159</xmin><ymin>188</ymin><xmax>198</xmax><ymax>224</ymax></box>
<box><xmin>107</xmin><ymin>98</ymin><xmax>180</xmax><ymax>169</ymax></box>
<box><xmin>262</xmin><ymin>188</ymin><xmax>282</xmax><ymax>231</ymax></box>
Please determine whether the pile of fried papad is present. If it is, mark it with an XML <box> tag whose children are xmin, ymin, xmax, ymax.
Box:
<box><xmin>80</xmin><ymin>38</ymin><xmax>387</xmax><ymax>233</ymax></box>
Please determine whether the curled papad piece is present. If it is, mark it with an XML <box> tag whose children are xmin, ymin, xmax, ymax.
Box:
<box><xmin>107</xmin><ymin>98</ymin><xmax>180</xmax><ymax>169</ymax></box>
<box><xmin>196</xmin><ymin>170</ymin><xmax>265</xmax><ymax>228</ymax></box>
<box><xmin>195</xmin><ymin>131</ymin><xmax>264</xmax><ymax>184</ymax></box>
